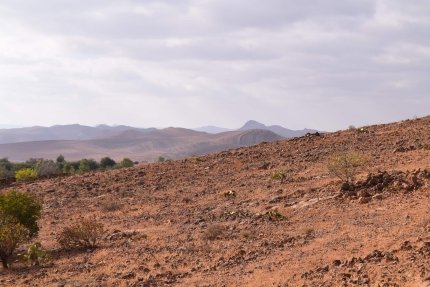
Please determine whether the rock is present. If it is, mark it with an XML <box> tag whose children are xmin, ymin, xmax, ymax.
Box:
<box><xmin>372</xmin><ymin>194</ymin><xmax>383</xmax><ymax>200</ymax></box>
<box><xmin>358</xmin><ymin>197</ymin><xmax>371</xmax><ymax>204</ymax></box>
<box><xmin>332</xmin><ymin>259</ymin><xmax>342</xmax><ymax>267</ymax></box>
<box><xmin>358</xmin><ymin>190</ymin><xmax>371</xmax><ymax>198</ymax></box>
<box><xmin>341</xmin><ymin>182</ymin><xmax>353</xmax><ymax>191</ymax></box>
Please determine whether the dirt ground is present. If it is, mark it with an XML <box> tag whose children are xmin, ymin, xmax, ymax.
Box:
<box><xmin>1</xmin><ymin>116</ymin><xmax>430</xmax><ymax>286</ymax></box>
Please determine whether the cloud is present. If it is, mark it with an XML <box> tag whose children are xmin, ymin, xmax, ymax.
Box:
<box><xmin>0</xmin><ymin>0</ymin><xmax>429</xmax><ymax>130</ymax></box>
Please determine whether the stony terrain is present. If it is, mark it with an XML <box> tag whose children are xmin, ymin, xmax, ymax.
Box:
<box><xmin>1</xmin><ymin>116</ymin><xmax>430</xmax><ymax>286</ymax></box>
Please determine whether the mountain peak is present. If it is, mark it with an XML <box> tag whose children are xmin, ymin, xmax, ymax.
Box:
<box><xmin>239</xmin><ymin>120</ymin><xmax>267</xmax><ymax>130</ymax></box>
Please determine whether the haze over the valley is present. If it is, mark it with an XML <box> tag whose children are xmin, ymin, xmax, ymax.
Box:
<box><xmin>1</xmin><ymin>1</ymin><xmax>429</xmax><ymax>131</ymax></box>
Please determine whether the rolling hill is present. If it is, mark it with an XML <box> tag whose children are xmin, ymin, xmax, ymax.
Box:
<box><xmin>1</xmin><ymin>116</ymin><xmax>429</xmax><ymax>286</ymax></box>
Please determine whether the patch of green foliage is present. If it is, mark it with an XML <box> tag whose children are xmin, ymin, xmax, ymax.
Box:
<box><xmin>15</xmin><ymin>168</ymin><xmax>38</xmax><ymax>182</ymax></box>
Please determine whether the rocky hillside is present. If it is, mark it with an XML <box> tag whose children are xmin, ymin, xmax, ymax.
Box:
<box><xmin>0</xmin><ymin>116</ymin><xmax>429</xmax><ymax>286</ymax></box>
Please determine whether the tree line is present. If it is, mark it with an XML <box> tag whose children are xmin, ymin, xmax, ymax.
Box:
<box><xmin>0</xmin><ymin>155</ymin><xmax>135</xmax><ymax>183</ymax></box>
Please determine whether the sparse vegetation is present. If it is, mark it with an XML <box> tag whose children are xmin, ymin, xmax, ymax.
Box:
<box><xmin>0</xmin><ymin>155</ymin><xmax>137</xmax><ymax>184</ymax></box>
<box><xmin>36</xmin><ymin>159</ymin><xmax>61</xmax><ymax>177</ymax></box>
<box><xmin>203</xmin><ymin>224</ymin><xmax>224</xmax><ymax>241</ymax></box>
<box><xmin>356</xmin><ymin>127</ymin><xmax>369</xmax><ymax>134</ymax></box>
<box><xmin>15</xmin><ymin>168</ymin><xmax>38</xmax><ymax>182</ymax></box>
<box><xmin>119</xmin><ymin>157</ymin><xmax>134</xmax><ymax>168</ymax></box>
<box><xmin>19</xmin><ymin>242</ymin><xmax>50</xmax><ymax>266</ymax></box>
<box><xmin>0</xmin><ymin>191</ymin><xmax>42</xmax><ymax>237</ymax></box>
<box><xmin>0</xmin><ymin>213</ymin><xmax>29</xmax><ymax>268</ymax></box>
<box><xmin>100</xmin><ymin>200</ymin><xmax>122</xmax><ymax>212</ymax></box>
<box><xmin>58</xmin><ymin>220</ymin><xmax>104</xmax><ymax>250</ymax></box>
<box><xmin>265</xmin><ymin>210</ymin><xmax>286</xmax><ymax>221</ymax></box>
<box><xmin>327</xmin><ymin>151</ymin><xmax>367</xmax><ymax>183</ymax></box>
<box><xmin>272</xmin><ymin>170</ymin><xmax>287</xmax><ymax>183</ymax></box>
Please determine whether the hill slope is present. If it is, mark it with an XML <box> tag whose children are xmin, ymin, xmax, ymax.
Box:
<box><xmin>1</xmin><ymin>116</ymin><xmax>430</xmax><ymax>286</ymax></box>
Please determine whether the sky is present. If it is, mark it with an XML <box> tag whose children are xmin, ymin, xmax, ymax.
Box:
<box><xmin>0</xmin><ymin>1</ymin><xmax>429</xmax><ymax>131</ymax></box>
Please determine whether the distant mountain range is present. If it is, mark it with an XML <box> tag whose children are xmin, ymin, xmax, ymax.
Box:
<box><xmin>0</xmin><ymin>124</ymin><xmax>156</xmax><ymax>144</ymax></box>
<box><xmin>0</xmin><ymin>121</ymin><xmax>319</xmax><ymax>162</ymax></box>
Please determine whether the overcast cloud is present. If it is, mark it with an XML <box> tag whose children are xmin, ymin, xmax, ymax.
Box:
<box><xmin>0</xmin><ymin>0</ymin><xmax>429</xmax><ymax>130</ymax></box>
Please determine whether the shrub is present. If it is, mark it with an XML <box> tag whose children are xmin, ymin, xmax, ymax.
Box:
<box><xmin>0</xmin><ymin>213</ymin><xmax>29</xmax><ymax>268</ymax></box>
<box><xmin>119</xmin><ymin>158</ymin><xmax>134</xmax><ymax>168</ymax></box>
<box><xmin>157</xmin><ymin>156</ymin><xmax>165</xmax><ymax>163</ymax></box>
<box><xmin>62</xmin><ymin>161</ymin><xmax>79</xmax><ymax>174</ymax></box>
<box><xmin>203</xmin><ymin>224</ymin><xmax>224</xmax><ymax>241</ymax></box>
<box><xmin>0</xmin><ymin>166</ymin><xmax>13</xmax><ymax>181</ymax></box>
<box><xmin>36</xmin><ymin>160</ymin><xmax>61</xmax><ymax>177</ymax></box>
<box><xmin>19</xmin><ymin>242</ymin><xmax>50</xmax><ymax>266</ymax></box>
<box><xmin>100</xmin><ymin>200</ymin><xmax>122</xmax><ymax>212</ymax></box>
<box><xmin>78</xmin><ymin>159</ymin><xmax>99</xmax><ymax>173</ymax></box>
<box><xmin>327</xmin><ymin>151</ymin><xmax>367</xmax><ymax>183</ymax></box>
<box><xmin>272</xmin><ymin>170</ymin><xmax>287</xmax><ymax>183</ymax></box>
<box><xmin>0</xmin><ymin>191</ymin><xmax>42</xmax><ymax>237</ymax></box>
<box><xmin>100</xmin><ymin>157</ymin><xmax>116</xmax><ymax>169</ymax></box>
<box><xmin>58</xmin><ymin>220</ymin><xmax>104</xmax><ymax>250</ymax></box>
<box><xmin>265</xmin><ymin>210</ymin><xmax>286</xmax><ymax>221</ymax></box>
<box><xmin>15</xmin><ymin>168</ymin><xmax>38</xmax><ymax>182</ymax></box>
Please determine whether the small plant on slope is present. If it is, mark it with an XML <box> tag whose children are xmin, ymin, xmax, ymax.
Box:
<box><xmin>58</xmin><ymin>220</ymin><xmax>104</xmax><ymax>250</ymax></box>
<box><xmin>19</xmin><ymin>242</ymin><xmax>50</xmax><ymax>266</ymax></box>
<box><xmin>272</xmin><ymin>170</ymin><xmax>287</xmax><ymax>184</ymax></box>
<box><xmin>15</xmin><ymin>168</ymin><xmax>38</xmax><ymax>182</ymax></box>
<box><xmin>327</xmin><ymin>151</ymin><xmax>367</xmax><ymax>184</ymax></box>
<box><xmin>0</xmin><ymin>213</ymin><xmax>29</xmax><ymax>268</ymax></box>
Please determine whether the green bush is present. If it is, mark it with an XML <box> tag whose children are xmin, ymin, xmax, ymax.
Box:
<box><xmin>100</xmin><ymin>157</ymin><xmax>116</xmax><ymax>169</ymax></box>
<box><xmin>0</xmin><ymin>213</ymin><xmax>29</xmax><ymax>268</ymax></box>
<box><xmin>15</xmin><ymin>168</ymin><xmax>38</xmax><ymax>182</ymax></box>
<box><xmin>272</xmin><ymin>170</ymin><xmax>287</xmax><ymax>183</ymax></box>
<box><xmin>78</xmin><ymin>159</ymin><xmax>99</xmax><ymax>173</ymax></box>
<box><xmin>119</xmin><ymin>158</ymin><xmax>134</xmax><ymax>168</ymax></box>
<box><xmin>19</xmin><ymin>242</ymin><xmax>50</xmax><ymax>266</ymax></box>
<box><xmin>0</xmin><ymin>191</ymin><xmax>42</xmax><ymax>237</ymax></box>
<box><xmin>58</xmin><ymin>220</ymin><xmax>104</xmax><ymax>250</ymax></box>
<box><xmin>327</xmin><ymin>151</ymin><xmax>367</xmax><ymax>183</ymax></box>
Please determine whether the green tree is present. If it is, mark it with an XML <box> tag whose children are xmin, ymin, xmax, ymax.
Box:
<box><xmin>119</xmin><ymin>158</ymin><xmax>134</xmax><ymax>168</ymax></box>
<box><xmin>100</xmin><ymin>157</ymin><xmax>116</xmax><ymax>169</ymax></box>
<box><xmin>78</xmin><ymin>159</ymin><xmax>98</xmax><ymax>173</ymax></box>
<box><xmin>0</xmin><ymin>191</ymin><xmax>42</xmax><ymax>237</ymax></box>
<box><xmin>56</xmin><ymin>155</ymin><xmax>65</xmax><ymax>171</ymax></box>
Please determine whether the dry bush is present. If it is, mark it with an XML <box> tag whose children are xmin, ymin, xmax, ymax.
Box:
<box><xmin>100</xmin><ymin>200</ymin><xmax>122</xmax><ymax>212</ymax></box>
<box><xmin>203</xmin><ymin>224</ymin><xmax>225</xmax><ymax>241</ymax></box>
<box><xmin>327</xmin><ymin>151</ymin><xmax>368</xmax><ymax>183</ymax></box>
<box><xmin>58</xmin><ymin>220</ymin><xmax>104</xmax><ymax>250</ymax></box>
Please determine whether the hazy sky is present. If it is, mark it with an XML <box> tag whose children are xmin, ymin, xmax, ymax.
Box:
<box><xmin>0</xmin><ymin>1</ymin><xmax>429</xmax><ymax>131</ymax></box>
